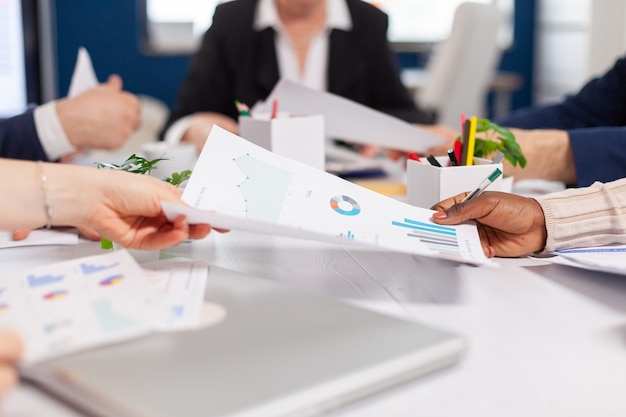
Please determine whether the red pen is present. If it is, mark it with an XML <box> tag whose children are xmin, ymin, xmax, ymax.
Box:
<box><xmin>271</xmin><ymin>97</ymin><xmax>279</xmax><ymax>119</ymax></box>
<box><xmin>407</xmin><ymin>152</ymin><xmax>421</xmax><ymax>162</ymax></box>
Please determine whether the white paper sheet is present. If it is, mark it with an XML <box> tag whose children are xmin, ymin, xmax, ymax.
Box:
<box><xmin>548</xmin><ymin>245</ymin><xmax>626</xmax><ymax>276</ymax></box>
<box><xmin>0</xmin><ymin>229</ymin><xmax>79</xmax><ymax>249</ymax></box>
<box><xmin>67</xmin><ymin>46</ymin><xmax>99</xmax><ymax>97</ymax></box>
<box><xmin>163</xmin><ymin>127</ymin><xmax>492</xmax><ymax>266</ymax></box>
<box><xmin>0</xmin><ymin>252</ymin><xmax>212</xmax><ymax>363</ymax></box>
<box><xmin>0</xmin><ymin>250</ymin><xmax>159</xmax><ymax>364</ymax></box>
<box><xmin>251</xmin><ymin>79</ymin><xmax>446</xmax><ymax>152</ymax></box>
<box><xmin>143</xmin><ymin>260</ymin><xmax>209</xmax><ymax>331</ymax></box>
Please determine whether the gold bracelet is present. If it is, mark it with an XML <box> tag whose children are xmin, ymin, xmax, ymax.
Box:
<box><xmin>38</xmin><ymin>161</ymin><xmax>53</xmax><ymax>229</ymax></box>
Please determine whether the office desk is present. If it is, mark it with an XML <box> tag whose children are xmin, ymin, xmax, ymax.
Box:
<box><xmin>4</xmin><ymin>229</ymin><xmax>626</xmax><ymax>417</ymax></box>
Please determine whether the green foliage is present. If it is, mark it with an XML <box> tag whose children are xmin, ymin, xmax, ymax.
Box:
<box><xmin>96</xmin><ymin>153</ymin><xmax>168</xmax><ymax>175</ymax></box>
<box><xmin>96</xmin><ymin>153</ymin><xmax>193</xmax><ymax>249</ymax></box>
<box><xmin>460</xmin><ymin>119</ymin><xmax>527</xmax><ymax>168</ymax></box>
<box><xmin>164</xmin><ymin>170</ymin><xmax>192</xmax><ymax>188</ymax></box>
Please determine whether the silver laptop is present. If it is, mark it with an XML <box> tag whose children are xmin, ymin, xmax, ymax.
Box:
<box><xmin>22</xmin><ymin>266</ymin><xmax>465</xmax><ymax>417</ymax></box>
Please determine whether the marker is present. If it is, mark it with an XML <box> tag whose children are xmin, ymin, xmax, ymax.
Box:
<box><xmin>271</xmin><ymin>97</ymin><xmax>279</xmax><ymax>119</ymax></box>
<box><xmin>459</xmin><ymin>119</ymin><xmax>470</xmax><ymax>165</ymax></box>
<box><xmin>426</xmin><ymin>154</ymin><xmax>442</xmax><ymax>167</ymax></box>
<box><xmin>407</xmin><ymin>152</ymin><xmax>421</xmax><ymax>162</ymax></box>
<box><xmin>234</xmin><ymin>100</ymin><xmax>250</xmax><ymax>116</ymax></box>
<box><xmin>447</xmin><ymin>149</ymin><xmax>459</xmax><ymax>166</ymax></box>
<box><xmin>462</xmin><ymin>168</ymin><xmax>502</xmax><ymax>202</ymax></box>
<box><xmin>464</xmin><ymin>116</ymin><xmax>477</xmax><ymax>166</ymax></box>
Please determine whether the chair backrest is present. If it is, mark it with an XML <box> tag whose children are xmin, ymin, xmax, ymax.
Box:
<box><xmin>415</xmin><ymin>2</ymin><xmax>503</xmax><ymax>128</ymax></box>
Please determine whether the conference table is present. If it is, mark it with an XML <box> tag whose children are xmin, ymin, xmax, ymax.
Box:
<box><xmin>3</xmin><ymin>221</ymin><xmax>626</xmax><ymax>416</ymax></box>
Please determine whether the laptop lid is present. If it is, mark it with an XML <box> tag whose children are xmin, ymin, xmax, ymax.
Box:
<box><xmin>22</xmin><ymin>265</ymin><xmax>465</xmax><ymax>417</ymax></box>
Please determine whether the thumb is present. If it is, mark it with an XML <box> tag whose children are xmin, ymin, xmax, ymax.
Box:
<box><xmin>432</xmin><ymin>200</ymin><xmax>482</xmax><ymax>225</ymax></box>
<box><xmin>105</xmin><ymin>74</ymin><xmax>123</xmax><ymax>90</ymax></box>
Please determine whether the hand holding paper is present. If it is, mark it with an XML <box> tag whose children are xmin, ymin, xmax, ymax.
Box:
<box><xmin>162</xmin><ymin>126</ymin><xmax>492</xmax><ymax>266</ymax></box>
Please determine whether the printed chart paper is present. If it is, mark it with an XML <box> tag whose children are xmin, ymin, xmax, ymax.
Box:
<box><xmin>164</xmin><ymin>127</ymin><xmax>492</xmax><ymax>266</ymax></box>
<box><xmin>0</xmin><ymin>250</ymin><xmax>158</xmax><ymax>364</ymax></box>
<box><xmin>0</xmin><ymin>252</ymin><xmax>210</xmax><ymax>363</ymax></box>
<box><xmin>548</xmin><ymin>245</ymin><xmax>626</xmax><ymax>276</ymax></box>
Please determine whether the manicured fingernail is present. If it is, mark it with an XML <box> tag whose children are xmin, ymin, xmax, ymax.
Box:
<box><xmin>433</xmin><ymin>211</ymin><xmax>447</xmax><ymax>219</ymax></box>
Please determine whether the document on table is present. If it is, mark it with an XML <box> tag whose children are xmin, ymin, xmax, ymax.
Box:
<box><xmin>163</xmin><ymin>127</ymin><xmax>492</xmax><ymax>266</ymax></box>
<box><xmin>548</xmin><ymin>245</ymin><xmax>626</xmax><ymax>276</ymax></box>
<box><xmin>0</xmin><ymin>251</ymin><xmax>209</xmax><ymax>364</ymax></box>
<box><xmin>251</xmin><ymin>79</ymin><xmax>446</xmax><ymax>153</ymax></box>
<box><xmin>0</xmin><ymin>229</ymin><xmax>78</xmax><ymax>249</ymax></box>
<box><xmin>143</xmin><ymin>259</ymin><xmax>209</xmax><ymax>331</ymax></box>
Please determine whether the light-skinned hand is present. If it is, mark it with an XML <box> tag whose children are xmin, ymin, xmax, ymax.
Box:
<box><xmin>0</xmin><ymin>331</ymin><xmax>22</xmax><ymax>396</ymax></box>
<box><xmin>431</xmin><ymin>191</ymin><xmax>547</xmax><ymax>258</ymax></box>
<box><xmin>182</xmin><ymin>112</ymin><xmax>239</xmax><ymax>153</ymax></box>
<box><xmin>56</xmin><ymin>74</ymin><xmax>141</xmax><ymax>151</ymax></box>
<box><xmin>2</xmin><ymin>160</ymin><xmax>216</xmax><ymax>250</ymax></box>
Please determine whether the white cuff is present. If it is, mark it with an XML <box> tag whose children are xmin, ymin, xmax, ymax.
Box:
<box><xmin>164</xmin><ymin>115</ymin><xmax>194</xmax><ymax>146</ymax></box>
<box><xmin>33</xmin><ymin>101</ymin><xmax>77</xmax><ymax>161</ymax></box>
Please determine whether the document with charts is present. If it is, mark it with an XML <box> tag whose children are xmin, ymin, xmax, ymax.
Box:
<box><xmin>0</xmin><ymin>250</ymin><xmax>209</xmax><ymax>364</ymax></box>
<box><xmin>165</xmin><ymin>127</ymin><xmax>492</xmax><ymax>266</ymax></box>
<box><xmin>548</xmin><ymin>245</ymin><xmax>626</xmax><ymax>276</ymax></box>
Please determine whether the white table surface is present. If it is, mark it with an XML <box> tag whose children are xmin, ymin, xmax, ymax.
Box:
<box><xmin>2</xmin><ymin>228</ymin><xmax>626</xmax><ymax>417</ymax></box>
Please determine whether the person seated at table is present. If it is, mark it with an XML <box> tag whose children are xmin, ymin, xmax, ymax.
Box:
<box><xmin>0</xmin><ymin>75</ymin><xmax>140</xmax><ymax>162</ymax></box>
<box><xmin>161</xmin><ymin>0</ymin><xmax>432</xmax><ymax>151</ymax></box>
<box><xmin>430</xmin><ymin>177</ymin><xmax>626</xmax><ymax>258</ymax></box>
<box><xmin>420</xmin><ymin>55</ymin><xmax>626</xmax><ymax>188</ymax></box>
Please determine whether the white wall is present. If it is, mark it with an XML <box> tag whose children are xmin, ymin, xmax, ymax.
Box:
<box><xmin>534</xmin><ymin>0</ymin><xmax>626</xmax><ymax>105</ymax></box>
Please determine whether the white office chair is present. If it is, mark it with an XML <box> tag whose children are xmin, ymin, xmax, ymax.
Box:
<box><xmin>415</xmin><ymin>2</ymin><xmax>503</xmax><ymax>128</ymax></box>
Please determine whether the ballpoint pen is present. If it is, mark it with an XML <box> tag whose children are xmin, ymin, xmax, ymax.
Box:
<box><xmin>447</xmin><ymin>149</ymin><xmax>459</xmax><ymax>166</ymax></box>
<box><xmin>462</xmin><ymin>167</ymin><xmax>502</xmax><ymax>202</ymax></box>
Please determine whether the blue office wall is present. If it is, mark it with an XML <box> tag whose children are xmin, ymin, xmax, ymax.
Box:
<box><xmin>55</xmin><ymin>0</ymin><xmax>536</xmax><ymax>111</ymax></box>
<box><xmin>55</xmin><ymin>0</ymin><xmax>191</xmax><ymax>107</ymax></box>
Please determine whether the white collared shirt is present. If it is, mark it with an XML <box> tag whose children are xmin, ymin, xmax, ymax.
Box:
<box><xmin>254</xmin><ymin>0</ymin><xmax>352</xmax><ymax>91</ymax></box>
<box><xmin>33</xmin><ymin>101</ymin><xmax>77</xmax><ymax>161</ymax></box>
<box><xmin>165</xmin><ymin>0</ymin><xmax>353</xmax><ymax>145</ymax></box>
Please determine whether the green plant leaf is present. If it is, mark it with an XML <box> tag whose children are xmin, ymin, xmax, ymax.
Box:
<box><xmin>101</xmin><ymin>238</ymin><xmax>113</xmax><ymax>250</ymax></box>
<box><xmin>466</xmin><ymin>119</ymin><xmax>525</xmax><ymax>168</ymax></box>
<box><xmin>164</xmin><ymin>169</ymin><xmax>192</xmax><ymax>188</ymax></box>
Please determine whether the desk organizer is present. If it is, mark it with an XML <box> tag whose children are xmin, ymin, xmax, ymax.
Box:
<box><xmin>239</xmin><ymin>115</ymin><xmax>325</xmax><ymax>170</ymax></box>
<box><xmin>406</xmin><ymin>157</ymin><xmax>507</xmax><ymax>209</ymax></box>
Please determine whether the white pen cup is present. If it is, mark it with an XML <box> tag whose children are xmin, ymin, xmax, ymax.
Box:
<box><xmin>141</xmin><ymin>142</ymin><xmax>198</xmax><ymax>181</ymax></box>
<box><xmin>406</xmin><ymin>157</ymin><xmax>506</xmax><ymax>209</ymax></box>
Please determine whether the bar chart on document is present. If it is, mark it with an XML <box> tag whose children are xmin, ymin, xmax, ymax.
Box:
<box><xmin>183</xmin><ymin>127</ymin><xmax>487</xmax><ymax>264</ymax></box>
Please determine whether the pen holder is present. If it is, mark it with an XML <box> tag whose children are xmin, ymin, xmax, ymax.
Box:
<box><xmin>406</xmin><ymin>157</ymin><xmax>506</xmax><ymax>209</ymax></box>
<box><xmin>239</xmin><ymin>115</ymin><xmax>325</xmax><ymax>170</ymax></box>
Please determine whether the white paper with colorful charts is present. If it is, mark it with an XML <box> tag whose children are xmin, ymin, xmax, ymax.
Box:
<box><xmin>164</xmin><ymin>127</ymin><xmax>493</xmax><ymax>266</ymax></box>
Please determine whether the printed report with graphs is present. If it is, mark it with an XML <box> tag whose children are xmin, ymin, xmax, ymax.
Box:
<box><xmin>163</xmin><ymin>127</ymin><xmax>492</xmax><ymax>266</ymax></box>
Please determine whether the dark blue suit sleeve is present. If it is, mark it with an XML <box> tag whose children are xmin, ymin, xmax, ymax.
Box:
<box><xmin>496</xmin><ymin>57</ymin><xmax>626</xmax><ymax>186</ymax></box>
<box><xmin>569</xmin><ymin>127</ymin><xmax>626</xmax><ymax>187</ymax></box>
<box><xmin>0</xmin><ymin>110</ymin><xmax>48</xmax><ymax>161</ymax></box>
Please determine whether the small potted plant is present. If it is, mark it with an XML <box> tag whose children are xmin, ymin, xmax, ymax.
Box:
<box><xmin>462</xmin><ymin>118</ymin><xmax>526</xmax><ymax>168</ymax></box>
<box><xmin>96</xmin><ymin>153</ymin><xmax>192</xmax><ymax>252</ymax></box>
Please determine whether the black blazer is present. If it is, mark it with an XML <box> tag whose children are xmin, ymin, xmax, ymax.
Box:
<box><xmin>163</xmin><ymin>0</ymin><xmax>430</xmax><ymax>134</ymax></box>
<box><xmin>0</xmin><ymin>110</ymin><xmax>48</xmax><ymax>161</ymax></box>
